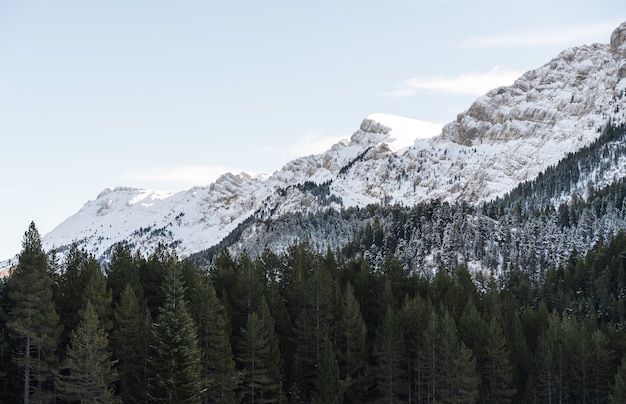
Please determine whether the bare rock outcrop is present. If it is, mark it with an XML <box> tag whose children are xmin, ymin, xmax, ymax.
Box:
<box><xmin>611</xmin><ymin>21</ymin><xmax>626</xmax><ymax>79</ymax></box>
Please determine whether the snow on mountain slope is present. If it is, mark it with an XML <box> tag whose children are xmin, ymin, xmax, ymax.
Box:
<box><xmin>32</xmin><ymin>114</ymin><xmax>441</xmax><ymax>263</ymax></box>
<box><xmin>324</xmin><ymin>42</ymin><xmax>626</xmax><ymax>207</ymax></box>
<box><xmin>3</xmin><ymin>22</ymin><xmax>625</xmax><ymax>266</ymax></box>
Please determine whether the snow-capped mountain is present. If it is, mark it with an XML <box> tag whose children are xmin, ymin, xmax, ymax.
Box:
<box><xmin>5</xmin><ymin>22</ymin><xmax>626</xmax><ymax>266</ymax></box>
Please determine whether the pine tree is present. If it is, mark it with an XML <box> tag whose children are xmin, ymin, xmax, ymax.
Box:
<box><xmin>436</xmin><ymin>310</ymin><xmax>479</xmax><ymax>403</ymax></box>
<box><xmin>399</xmin><ymin>295</ymin><xmax>432</xmax><ymax>403</ymax></box>
<box><xmin>148</xmin><ymin>261</ymin><xmax>201</xmax><ymax>403</ymax></box>
<box><xmin>56</xmin><ymin>301</ymin><xmax>119</xmax><ymax>404</ymax></box>
<box><xmin>533</xmin><ymin>312</ymin><xmax>569</xmax><ymax>403</ymax></box>
<box><xmin>182</xmin><ymin>262</ymin><xmax>240</xmax><ymax>403</ymax></box>
<box><xmin>140</xmin><ymin>244</ymin><xmax>174</xmax><ymax>319</ymax></box>
<box><xmin>337</xmin><ymin>282</ymin><xmax>368</xmax><ymax>402</ymax></box>
<box><xmin>312</xmin><ymin>335</ymin><xmax>344</xmax><ymax>404</ymax></box>
<box><xmin>6</xmin><ymin>222</ymin><xmax>61</xmax><ymax>404</ymax></box>
<box><xmin>374</xmin><ymin>304</ymin><xmax>406</xmax><ymax>403</ymax></box>
<box><xmin>106</xmin><ymin>242</ymin><xmax>143</xmax><ymax>305</ymax></box>
<box><xmin>55</xmin><ymin>244</ymin><xmax>90</xmax><ymax>352</ymax></box>
<box><xmin>419</xmin><ymin>308</ymin><xmax>479</xmax><ymax>403</ymax></box>
<box><xmin>482</xmin><ymin>317</ymin><xmax>515</xmax><ymax>403</ymax></box>
<box><xmin>236</xmin><ymin>297</ymin><xmax>284</xmax><ymax>403</ymax></box>
<box><xmin>610</xmin><ymin>356</ymin><xmax>626</xmax><ymax>404</ymax></box>
<box><xmin>110</xmin><ymin>283</ymin><xmax>150</xmax><ymax>403</ymax></box>
<box><xmin>80</xmin><ymin>254</ymin><xmax>113</xmax><ymax>332</ymax></box>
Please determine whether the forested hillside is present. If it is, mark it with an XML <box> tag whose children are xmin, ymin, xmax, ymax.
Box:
<box><xmin>4</xmin><ymin>214</ymin><xmax>626</xmax><ymax>402</ymax></box>
<box><xmin>198</xmin><ymin>124</ymin><xmax>626</xmax><ymax>279</ymax></box>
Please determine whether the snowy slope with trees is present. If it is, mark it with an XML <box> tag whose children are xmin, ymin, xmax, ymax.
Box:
<box><xmin>2</xmin><ymin>23</ymin><xmax>626</xmax><ymax>267</ymax></box>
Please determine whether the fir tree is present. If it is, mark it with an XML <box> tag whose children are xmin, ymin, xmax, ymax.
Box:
<box><xmin>533</xmin><ymin>312</ymin><xmax>569</xmax><ymax>403</ymax></box>
<box><xmin>55</xmin><ymin>244</ymin><xmax>90</xmax><ymax>352</ymax></box>
<box><xmin>6</xmin><ymin>222</ymin><xmax>61</xmax><ymax>404</ymax></box>
<box><xmin>80</xmin><ymin>254</ymin><xmax>113</xmax><ymax>332</ymax></box>
<box><xmin>106</xmin><ymin>242</ymin><xmax>143</xmax><ymax>305</ymax></box>
<box><xmin>610</xmin><ymin>356</ymin><xmax>626</xmax><ymax>404</ymax></box>
<box><xmin>337</xmin><ymin>282</ymin><xmax>368</xmax><ymax>402</ymax></box>
<box><xmin>374</xmin><ymin>304</ymin><xmax>406</xmax><ymax>403</ymax></box>
<box><xmin>236</xmin><ymin>297</ymin><xmax>284</xmax><ymax>403</ymax></box>
<box><xmin>110</xmin><ymin>283</ymin><xmax>150</xmax><ymax>403</ymax></box>
<box><xmin>182</xmin><ymin>262</ymin><xmax>240</xmax><ymax>403</ymax></box>
<box><xmin>56</xmin><ymin>301</ymin><xmax>119</xmax><ymax>404</ymax></box>
<box><xmin>482</xmin><ymin>317</ymin><xmax>515</xmax><ymax>403</ymax></box>
<box><xmin>419</xmin><ymin>308</ymin><xmax>479</xmax><ymax>403</ymax></box>
<box><xmin>148</xmin><ymin>261</ymin><xmax>201</xmax><ymax>403</ymax></box>
<box><xmin>312</xmin><ymin>335</ymin><xmax>344</xmax><ymax>404</ymax></box>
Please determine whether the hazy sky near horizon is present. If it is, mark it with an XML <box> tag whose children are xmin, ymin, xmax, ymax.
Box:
<box><xmin>1</xmin><ymin>0</ymin><xmax>624</xmax><ymax>259</ymax></box>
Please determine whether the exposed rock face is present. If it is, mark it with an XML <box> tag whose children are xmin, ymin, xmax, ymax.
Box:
<box><xmin>610</xmin><ymin>22</ymin><xmax>626</xmax><ymax>56</ymax></box>
<box><xmin>440</xmin><ymin>44</ymin><xmax>618</xmax><ymax>146</ymax></box>
<box><xmin>611</xmin><ymin>21</ymin><xmax>626</xmax><ymax>79</ymax></box>
<box><xmin>360</xmin><ymin>118</ymin><xmax>391</xmax><ymax>134</ymax></box>
<box><xmin>20</xmin><ymin>21</ymin><xmax>626</xmax><ymax>266</ymax></box>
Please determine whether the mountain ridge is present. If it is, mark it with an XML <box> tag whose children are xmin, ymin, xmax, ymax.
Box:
<box><xmin>3</xmin><ymin>23</ymin><xmax>626</xmax><ymax>268</ymax></box>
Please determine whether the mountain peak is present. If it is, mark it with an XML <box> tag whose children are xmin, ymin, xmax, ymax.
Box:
<box><xmin>5</xmin><ymin>21</ymin><xmax>622</xmax><ymax>266</ymax></box>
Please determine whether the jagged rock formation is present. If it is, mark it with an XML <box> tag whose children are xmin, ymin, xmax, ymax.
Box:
<box><xmin>2</xmin><ymin>21</ymin><xmax>626</xmax><ymax>267</ymax></box>
<box><xmin>611</xmin><ymin>21</ymin><xmax>626</xmax><ymax>78</ymax></box>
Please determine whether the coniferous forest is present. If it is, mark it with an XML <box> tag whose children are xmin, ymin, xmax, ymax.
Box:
<box><xmin>4</xmin><ymin>219</ymin><xmax>626</xmax><ymax>403</ymax></box>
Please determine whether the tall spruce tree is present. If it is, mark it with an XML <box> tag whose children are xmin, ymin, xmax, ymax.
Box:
<box><xmin>55</xmin><ymin>244</ymin><xmax>89</xmax><ymax>352</ymax></box>
<box><xmin>482</xmin><ymin>317</ymin><xmax>515</xmax><ymax>403</ymax></box>
<box><xmin>610</xmin><ymin>356</ymin><xmax>626</xmax><ymax>404</ymax></box>
<box><xmin>312</xmin><ymin>335</ymin><xmax>344</xmax><ymax>404</ymax></box>
<box><xmin>337</xmin><ymin>282</ymin><xmax>368</xmax><ymax>402</ymax></box>
<box><xmin>533</xmin><ymin>312</ymin><xmax>570</xmax><ymax>403</ymax></box>
<box><xmin>6</xmin><ymin>222</ymin><xmax>61</xmax><ymax>404</ymax></box>
<box><xmin>106</xmin><ymin>243</ymin><xmax>143</xmax><ymax>305</ymax></box>
<box><xmin>56</xmin><ymin>301</ymin><xmax>119</xmax><ymax>404</ymax></box>
<box><xmin>419</xmin><ymin>308</ymin><xmax>479</xmax><ymax>403</ymax></box>
<box><xmin>110</xmin><ymin>283</ymin><xmax>150</xmax><ymax>403</ymax></box>
<box><xmin>80</xmin><ymin>254</ymin><xmax>113</xmax><ymax>332</ymax></box>
<box><xmin>182</xmin><ymin>262</ymin><xmax>240</xmax><ymax>403</ymax></box>
<box><xmin>148</xmin><ymin>261</ymin><xmax>201</xmax><ymax>403</ymax></box>
<box><xmin>236</xmin><ymin>297</ymin><xmax>284</xmax><ymax>403</ymax></box>
<box><xmin>374</xmin><ymin>304</ymin><xmax>406</xmax><ymax>403</ymax></box>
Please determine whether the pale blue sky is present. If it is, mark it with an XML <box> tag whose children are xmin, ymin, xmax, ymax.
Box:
<box><xmin>1</xmin><ymin>0</ymin><xmax>623</xmax><ymax>259</ymax></box>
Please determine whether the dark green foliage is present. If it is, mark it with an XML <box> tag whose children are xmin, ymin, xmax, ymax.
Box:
<box><xmin>110</xmin><ymin>283</ymin><xmax>150</xmax><ymax>403</ymax></box>
<box><xmin>313</xmin><ymin>336</ymin><xmax>344</xmax><ymax>404</ymax></box>
<box><xmin>419</xmin><ymin>308</ymin><xmax>480</xmax><ymax>403</ymax></box>
<box><xmin>56</xmin><ymin>301</ymin><xmax>119</xmax><ymax>404</ymax></box>
<box><xmin>532</xmin><ymin>312</ymin><xmax>570</xmax><ymax>403</ymax></box>
<box><xmin>140</xmin><ymin>244</ymin><xmax>175</xmax><ymax>320</ymax></box>
<box><xmin>148</xmin><ymin>261</ymin><xmax>201</xmax><ymax>403</ymax></box>
<box><xmin>236</xmin><ymin>298</ymin><xmax>284</xmax><ymax>403</ymax></box>
<box><xmin>182</xmin><ymin>262</ymin><xmax>240</xmax><ymax>403</ymax></box>
<box><xmin>106</xmin><ymin>242</ymin><xmax>143</xmax><ymax>305</ymax></box>
<box><xmin>374</xmin><ymin>305</ymin><xmax>406</xmax><ymax>403</ymax></box>
<box><xmin>482</xmin><ymin>317</ymin><xmax>515</xmax><ymax>403</ymax></box>
<box><xmin>6</xmin><ymin>222</ymin><xmax>61</xmax><ymax>403</ymax></box>
<box><xmin>610</xmin><ymin>357</ymin><xmax>626</xmax><ymax>404</ymax></box>
<box><xmin>337</xmin><ymin>282</ymin><xmax>368</xmax><ymax>402</ymax></box>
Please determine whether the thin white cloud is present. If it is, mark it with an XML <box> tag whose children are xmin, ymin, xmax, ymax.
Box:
<box><xmin>0</xmin><ymin>187</ymin><xmax>22</xmax><ymax>194</ymax></box>
<box><xmin>464</xmin><ymin>20</ymin><xmax>622</xmax><ymax>48</ymax></box>
<box><xmin>387</xmin><ymin>66</ymin><xmax>523</xmax><ymax>97</ymax></box>
<box><xmin>259</xmin><ymin>131</ymin><xmax>346</xmax><ymax>159</ymax></box>
<box><xmin>120</xmin><ymin>165</ymin><xmax>240</xmax><ymax>189</ymax></box>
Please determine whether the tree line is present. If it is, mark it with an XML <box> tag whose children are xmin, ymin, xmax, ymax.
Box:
<box><xmin>4</xmin><ymin>222</ymin><xmax>626</xmax><ymax>403</ymax></box>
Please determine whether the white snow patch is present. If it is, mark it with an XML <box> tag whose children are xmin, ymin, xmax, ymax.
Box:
<box><xmin>367</xmin><ymin>113</ymin><xmax>443</xmax><ymax>150</ymax></box>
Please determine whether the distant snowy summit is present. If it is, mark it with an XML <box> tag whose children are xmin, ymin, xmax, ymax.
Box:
<box><xmin>4</xmin><ymin>21</ymin><xmax>626</xmax><ymax>265</ymax></box>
